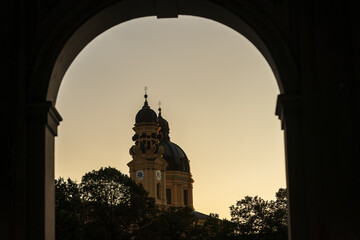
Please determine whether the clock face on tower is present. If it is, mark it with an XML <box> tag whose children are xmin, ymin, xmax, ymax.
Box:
<box><xmin>135</xmin><ymin>170</ymin><xmax>144</xmax><ymax>180</ymax></box>
<box><xmin>155</xmin><ymin>170</ymin><xmax>161</xmax><ymax>180</ymax></box>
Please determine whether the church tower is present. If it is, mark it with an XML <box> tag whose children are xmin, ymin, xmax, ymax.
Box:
<box><xmin>128</xmin><ymin>89</ymin><xmax>194</xmax><ymax>209</ymax></box>
<box><xmin>128</xmin><ymin>89</ymin><xmax>168</xmax><ymax>208</ymax></box>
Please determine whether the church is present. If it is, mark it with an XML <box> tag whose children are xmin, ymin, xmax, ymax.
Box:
<box><xmin>127</xmin><ymin>91</ymin><xmax>194</xmax><ymax>209</ymax></box>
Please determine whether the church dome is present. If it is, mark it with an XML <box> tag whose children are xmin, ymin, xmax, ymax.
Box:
<box><xmin>160</xmin><ymin>141</ymin><xmax>190</xmax><ymax>173</ymax></box>
<box><xmin>135</xmin><ymin>104</ymin><xmax>157</xmax><ymax>124</ymax></box>
<box><xmin>135</xmin><ymin>92</ymin><xmax>157</xmax><ymax>124</ymax></box>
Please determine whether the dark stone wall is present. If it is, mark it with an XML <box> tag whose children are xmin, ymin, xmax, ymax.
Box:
<box><xmin>296</xmin><ymin>2</ymin><xmax>360</xmax><ymax>239</ymax></box>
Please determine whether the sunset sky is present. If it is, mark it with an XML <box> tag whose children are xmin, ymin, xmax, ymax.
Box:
<box><xmin>55</xmin><ymin>16</ymin><xmax>286</xmax><ymax>219</ymax></box>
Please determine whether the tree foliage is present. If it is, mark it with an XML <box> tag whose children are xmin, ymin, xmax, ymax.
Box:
<box><xmin>190</xmin><ymin>213</ymin><xmax>237</xmax><ymax>240</ymax></box>
<box><xmin>55</xmin><ymin>177</ymin><xmax>84</xmax><ymax>240</ymax></box>
<box><xmin>55</xmin><ymin>167</ymin><xmax>156</xmax><ymax>240</ymax></box>
<box><xmin>142</xmin><ymin>207</ymin><xmax>197</xmax><ymax>240</ymax></box>
<box><xmin>81</xmin><ymin>167</ymin><xmax>156</xmax><ymax>240</ymax></box>
<box><xmin>230</xmin><ymin>188</ymin><xmax>288</xmax><ymax>240</ymax></box>
<box><xmin>56</xmin><ymin>168</ymin><xmax>288</xmax><ymax>240</ymax></box>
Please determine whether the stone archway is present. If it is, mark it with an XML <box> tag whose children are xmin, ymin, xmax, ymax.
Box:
<box><xmin>29</xmin><ymin>0</ymin><xmax>299</xmax><ymax>103</ymax></box>
<box><xmin>26</xmin><ymin>1</ymin><xmax>301</xmax><ymax>239</ymax></box>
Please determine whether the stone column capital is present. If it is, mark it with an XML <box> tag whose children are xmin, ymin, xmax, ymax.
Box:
<box><xmin>27</xmin><ymin>101</ymin><xmax>62</xmax><ymax>136</ymax></box>
<box><xmin>276</xmin><ymin>93</ymin><xmax>302</xmax><ymax>130</ymax></box>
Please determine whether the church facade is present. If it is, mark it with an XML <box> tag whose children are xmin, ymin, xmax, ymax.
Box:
<box><xmin>127</xmin><ymin>93</ymin><xmax>194</xmax><ymax>209</ymax></box>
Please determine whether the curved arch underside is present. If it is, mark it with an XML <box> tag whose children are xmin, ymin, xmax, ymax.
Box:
<box><xmin>28</xmin><ymin>0</ymin><xmax>299</xmax><ymax>104</ymax></box>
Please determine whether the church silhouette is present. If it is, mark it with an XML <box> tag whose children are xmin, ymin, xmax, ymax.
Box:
<box><xmin>128</xmin><ymin>90</ymin><xmax>194</xmax><ymax>209</ymax></box>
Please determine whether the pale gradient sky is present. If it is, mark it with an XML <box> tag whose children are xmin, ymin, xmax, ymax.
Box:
<box><xmin>55</xmin><ymin>16</ymin><xmax>286</xmax><ymax>219</ymax></box>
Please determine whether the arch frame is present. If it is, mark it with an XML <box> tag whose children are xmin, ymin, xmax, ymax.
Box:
<box><xmin>26</xmin><ymin>1</ymin><xmax>302</xmax><ymax>240</ymax></box>
<box><xmin>29</xmin><ymin>0</ymin><xmax>299</xmax><ymax>103</ymax></box>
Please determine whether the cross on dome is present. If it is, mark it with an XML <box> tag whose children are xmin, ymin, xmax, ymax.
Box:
<box><xmin>144</xmin><ymin>86</ymin><xmax>148</xmax><ymax>106</ymax></box>
<box><xmin>158</xmin><ymin>101</ymin><xmax>162</xmax><ymax>116</ymax></box>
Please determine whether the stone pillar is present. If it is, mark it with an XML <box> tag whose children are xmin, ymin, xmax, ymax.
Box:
<box><xmin>27</xmin><ymin>101</ymin><xmax>62</xmax><ymax>240</ymax></box>
<box><xmin>276</xmin><ymin>93</ymin><xmax>306</xmax><ymax>240</ymax></box>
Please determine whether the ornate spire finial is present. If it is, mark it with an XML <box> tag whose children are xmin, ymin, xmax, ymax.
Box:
<box><xmin>158</xmin><ymin>101</ymin><xmax>162</xmax><ymax>116</ymax></box>
<box><xmin>144</xmin><ymin>86</ymin><xmax>148</xmax><ymax>106</ymax></box>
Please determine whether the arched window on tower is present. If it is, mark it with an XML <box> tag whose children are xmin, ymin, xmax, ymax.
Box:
<box><xmin>157</xmin><ymin>183</ymin><xmax>160</xmax><ymax>198</ymax></box>
<box><xmin>184</xmin><ymin>189</ymin><xmax>188</xmax><ymax>206</ymax></box>
<box><xmin>166</xmin><ymin>188</ymin><xmax>171</xmax><ymax>204</ymax></box>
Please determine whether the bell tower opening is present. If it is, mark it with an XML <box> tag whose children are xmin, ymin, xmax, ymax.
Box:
<box><xmin>184</xmin><ymin>190</ymin><xmax>189</xmax><ymax>206</ymax></box>
<box><xmin>157</xmin><ymin>183</ymin><xmax>161</xmax><ymax>198</ymax></box>
<box><xmin>166</xmin><ymin>188</ymin><xmax>172</xmax><ymax>205</ymax></box>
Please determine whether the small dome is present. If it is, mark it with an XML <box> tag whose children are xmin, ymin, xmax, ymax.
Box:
<box><xmin>135</xmin><ymin>103</ymin><xmax>158</xmax><ymax>124</ymax></box>
<box><xmin>158</xmin><ymin>114</ymin><xmax>169</xmax><ymax>130</ymax></box>
<box><xmin>160</xmin><ymin>141</ymin><xmax>190</xmax><ymax>173</ymax></box>
<box><xmin>135</xmin><ymin>90</ymin><xmax>158</xmax><ymax>124</ymax></box>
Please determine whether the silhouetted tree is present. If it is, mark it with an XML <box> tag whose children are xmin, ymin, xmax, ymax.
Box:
<box><xmin>230</xmin><ymin>188</ymin><xmax>288</xmax><ymax>240</ymax></box>
<box><xmin>157</xmin><ymin>207</ymin><xmax>197</xmax><ymax>240</ymax></box>
<box><xmin>55</xmin><ymin>167</ymin><xmax>157</xmax><ymax>240</ymax></box>
<box><xmin>132</xmin><ymin>206</ymin><xmax>197</xmax><ymax>240</ymax></box>
<box><xmin>56</xmin><ymin>169</ymin><xmax>287</xmax><ymax>240</ymax></box>
<box><xmin>190</xmin><ymin>213</ymin><xmax>238</xmax><ymax>240</ymax></box>
<box><xmin>55</xmin><ymin>177</ymin><xmax>84</xmax><ymax>240</ymax></box>
<box><xmin>80</xmin><ymin>167</ymin><xmax>157</xmax><ymax>240</ymax></box>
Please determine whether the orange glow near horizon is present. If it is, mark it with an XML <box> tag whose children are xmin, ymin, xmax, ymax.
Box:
<box><xmin>55</xmin><ymin>16</ymin><xmax>286</xmax><ymax>219</ymax></box>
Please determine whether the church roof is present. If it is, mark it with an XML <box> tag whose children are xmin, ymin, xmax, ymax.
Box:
<box><xmin>135</xmin><ymin>104</ymin><xmax>157</xmax><ymax>124</ymax></box>
<box><xmin>192</xmin><ymin>211</ymin><xmax>208</xmax><ymax>220</ymax></box>
<box><xmin>135</xmin><ymin>92</ymin><xmax>157</xmax><ymax>124</ymax></box>
<box><xmin>160</xmin><ymin>141</ymin><xmax>190</xmax><ymax>172</ymax></box>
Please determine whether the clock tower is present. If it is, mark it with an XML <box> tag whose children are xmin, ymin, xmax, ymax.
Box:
<box><xmin>128</xmin><ymin>89</ymin><xmax>194</xmax><ymax>210</ymax></box>
<box><xmin>127</xmin><ymin>89</ymin><xmax>168</xmax><ymax>208</ymax></box>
